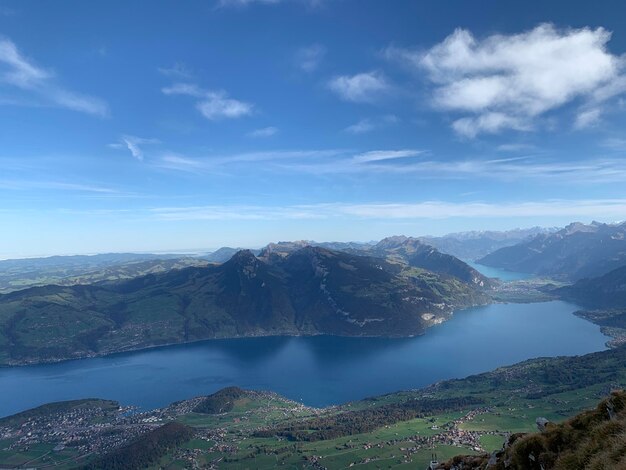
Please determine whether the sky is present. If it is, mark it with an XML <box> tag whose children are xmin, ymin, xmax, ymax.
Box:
<box><xmin>2</xmin><ymin>0</ymin><xmax>626</xmax><ymax>258</ymax></box>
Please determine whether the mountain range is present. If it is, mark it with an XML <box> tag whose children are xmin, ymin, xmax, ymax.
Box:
<box><xmin>478</xmin><ymin>221</ymin><xmax>626</xmax><ymax>280</ymax></box>
<box><xmin>419</xmin><ymin>226</ymin><xmax>555</xmax><ymax>260</ymax></box>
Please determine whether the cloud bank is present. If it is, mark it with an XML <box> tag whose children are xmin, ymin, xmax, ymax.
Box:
<box><xmin>387</xmin><ymin>24</ymin><xmax>626</xmax><ymax>137</ymax></box>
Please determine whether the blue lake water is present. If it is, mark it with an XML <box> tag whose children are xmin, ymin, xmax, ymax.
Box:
<box><xmin>467</xmin><ymin>261</ymin><xmax>533</xmax><ymax>282</ymax></box>
<box><xmin>0</xmin><ymin>301</ymin><xmax>608</xmax><ymax>417</ymax></box>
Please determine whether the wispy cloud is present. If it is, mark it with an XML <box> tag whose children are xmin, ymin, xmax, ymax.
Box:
<box><xmin>0</xmin><ymin>179</ymin><xmax>118</xmax><ymax>193</ymax></box>
<box><xmin>295</xmin><ymin>44</ymin><xmax>326</xmax><ymax>72</ymax></box>
<box><xmin>109</xmin><ymin>135</ymin><xmax>160</xmax><ymax>161</ymax></box>
<box><xmin>158</xmin><ymin>62</ymin><xmax>193</xmax><ymax>79</ymax></box>
<box><xmin>603</xmin><ymin>138</ymin><xmax>626</xmax><ymax>151</ymax></box>
<box><xmin>248</xmin><ymin>126</ymin><xmax>279</xmax><ymax>138</ymax></box>
<box><xmin>149</xmin><ymin>199</ymin><xmax>626</xmax><ymax>221</ymax></box>
<box><xmin>0</xmin><ymin>37</ymin><xmax>108</xmax><ymax>116</ymax></box>
<box><xmin>216</xmin><ymin>0</ymin><xmax>324</xmax><ymax>8</ymax></box>
<box><xmin>386</xmin><ymin>24</ymin><xmax>626</xmax><ymax>137</ymax></box>
<box><xmin>352</xmin><ymin>149</ymin><xmax>424</xmax><ymax>163</ymax></box>
<box><xmin>153</xmin><ymin>149</ymin><xmax>346</xmax><ymax>173</ymax></box>
<box><xmin>162</xmin><ymin>82</ymin><xmax>253</xmax><ymax>120</ymax></box>
<box><xmin>327</xmin><ymin>71</ymin><xmax>391</xmax><ymax>103</ymax></box>
<box><xmin>217</xmin><ymin>0</ymin><xmax>282</xmax><ymax>7</ymax></box>
<box><xmin>345</xmin><ymin>115</ymin><xmax>399</xmax><ymax>134</ymax></box>
<box><xmin>574</xmin><ymin>108</ymin><xmax>603</xmax><ymax>129</ymax></box>
<box><xmin>497</xmin><ymin>143</ymin><xmax>536</xmax><ymax>152</ymax></box>
<box><xmin>151</xmin><ymin>145</ymin><xmax>626</xmax><ymax>184</ymax></box>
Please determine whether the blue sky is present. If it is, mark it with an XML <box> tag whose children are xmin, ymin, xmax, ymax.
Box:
<box><xmin>2</xmin><ymin>0</ymin><xmax>626</xmax><ymax>258</ymax></box>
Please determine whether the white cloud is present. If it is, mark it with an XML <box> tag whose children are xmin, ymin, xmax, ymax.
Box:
<box><xmin>162</xmin><ymin>82</ymin><xmax>253</xmax><ymax>120</ymax></box>
<box><xmin>110</xmin><ymin>135</ymin><xmax>160</xmax><ymax>161</ymax></box>
<box><xmin>452</xmin><ymin>113</ymin><xmax>530</xmax><ymax>139</ymax></box>
<box><xmin>248</xmin><ymin>126</ymin><xmax>279</xmax><ymax>138</ymax></box>
<box><xmin>0</xmin><ymin>37</ymin><xmax>108</xmax><ymax>116</ymax></box>
<box><xmin>149</xmin><ymin>199</ymin><xmax>626</xmax><ymax>222</ymax></box>
<box><xmin>387</xmin><ymin>24</ymin><xmax>626</xmax><ymax>136</ymax></box>
<box><xmin>327</xmin><ymin>71</ymin><xmax>391</xmax><ymax>103</ymax></box>
<box><xmin>295</xmin><ymin>44</ymin><xmax>326</xmax><ymax>72</ymax></box>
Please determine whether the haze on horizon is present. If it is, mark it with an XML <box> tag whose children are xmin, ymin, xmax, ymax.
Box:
<box><xmin>2</xmin><ymin>0</ymin><xmax>626</xmax><ymax>258</ymax></box>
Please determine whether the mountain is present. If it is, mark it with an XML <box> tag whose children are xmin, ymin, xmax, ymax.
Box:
<box><xmin>478</xmin><ymin>221</ymin><xmax>626</xmax><ymax>280</ymax></box>
<box><xmin>420</xmin><ymin>226</ymin><xmax>555</xmax><ymax>260</ymax></box>
<box><xmin>0</xmin><ymin>247</ymin><xmax>489</xmax><ymax>365</ymax></box>
<box><xmin>0</xmin><ymin>253</ymin><xmax>210</xmax><ymax>294</ymax></box>
<box><xmin>366</xmin><ymin>236</ymin><xmax>492</xmax><ymax>287</ymax></box>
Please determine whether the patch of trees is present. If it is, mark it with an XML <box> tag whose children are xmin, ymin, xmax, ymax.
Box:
<box><xmin>524</xmin><ymin>347</ymin><xmax>626</xmax><ymax>399</ymax></box>
<box><xmin>193</xmin><ymin>386</ymin><xmax>245</xmax><ymax>414</ymax></box>
<box><xmin>254</xmin><ymin>396</ymin><xmax>483</xmax><ymax>441</ymax></box>
<box><xmin>84</xmin><ymin>422</ymin><xmax>193</xmax><ymax>470</ymax></box>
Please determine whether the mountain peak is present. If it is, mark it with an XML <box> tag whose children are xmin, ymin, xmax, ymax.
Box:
<box><xmin>226</xmin><ymin>249</ymin><xmax>259</xmax><ymax>266</ymax></box>
<box><xmin>375</xmin><ymin>235</ymin><xmax>426</xmax><ymax>251</ymax></box>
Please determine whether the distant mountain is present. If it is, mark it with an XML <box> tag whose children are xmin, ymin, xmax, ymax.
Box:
<box><xmin>366</xmin><ymin>236</ymin><xmax>492</xmax><ymax>287</ymax></box>
<box><xmin>0</xmin><ymin>253</ymin><xmax>210</xmax><ymax>293</ymax></box>
<box><xmin>257</xmin><ymin>240</ymin><xmax>373</xmax><ymax>260</ymax></box>
<box><xmin>478</xmin><ymin>221</ymin><xmax>626</xmax><ymax>280</ymax></box>
<box><xmin>420</xmin><ymin>226</ymin><xmax>555</xmax><ymax>260</ymax></box>
<box><xmin>203</xmin><ymin>246</ymin><xmax>249</xmax><ymax>263</ymax></box>
<box><xmin>0</xmin><ymin>247</ymin><xmax>489</xmax><ymax>366</ymax></box>
<box><xmin>258</xmin><ymin>236</ymin><xmax>491</xmax><ymax>287</ymax></box>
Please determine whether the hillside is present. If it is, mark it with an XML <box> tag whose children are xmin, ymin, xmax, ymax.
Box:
<box><xmin>558</xmin><ymin>265</ymin><xmax>626</xmax><ymax>309</ymax></box>
<box><xmin>0</xmin><ymin>247</ymin><xmax>489</xmax><ymax>366</ymax></box>
<box><xmin>1</xmin><ymin>347</ymin><xmax>625</xmax><ymax>469</ymax></box>
<box><xmin>440</xmin><ymin>390</ymin><xmax>626</xmax><ymax>470</ymax></box>
<box><xmin>478</xmin><ymin>221</ymin><xmax>626</xmax><ymax>280</ymax></box>
<box><xmin>556</xmin><ymin>266</ymin><xmax>626</xmax><ymax>347</ymax></box>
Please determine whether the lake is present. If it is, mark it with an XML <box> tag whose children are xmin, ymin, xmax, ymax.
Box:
<box><xmin>466</xmin><ymin>261</ymin><xmax>533</xmax><ymax>281</ymax></box>
<box><xmin>0</xmin><ymin>301</ymin><xmax>608</xmax><ymax>417</ymax></box>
